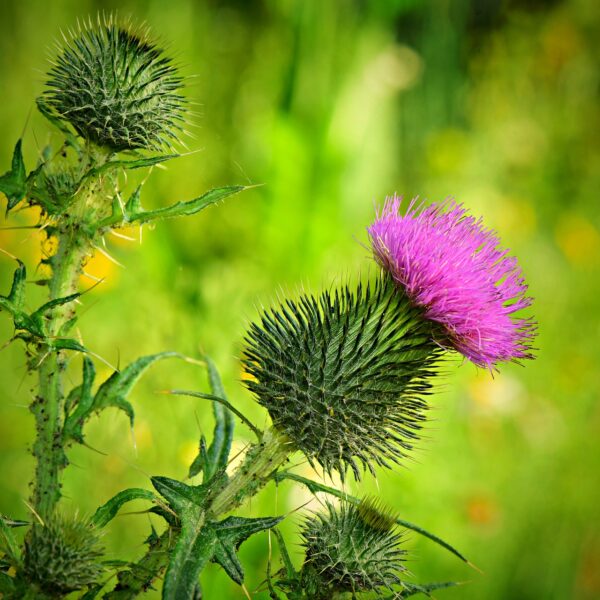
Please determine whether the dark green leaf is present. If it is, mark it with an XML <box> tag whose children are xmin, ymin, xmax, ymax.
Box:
<box><xmin>273</xmin><ymin>471</ymin><xmax>470</xmax><ymax>565</ymax></box>
<box><xmin>151</xmin><ymin>476</ymin><xmax>210</xmax><ymax>516</ymax></box>
<box><xmin>63</xmin><ymin>357</ymin><xmax>96</xmax><ymax>443</ymax></box>
<box><xmin>205</xmin><ymin>357</ymin><xmax>235</xmax><ymax>478</ymax></box>
<box><xmin>0</xmin><ymin>140</ymin><xmax>26</xmax><ymax>211</ymax></box>
<box><xmin>212</xmin><ymin>515</ymin><xmax>283</xmax><ymax>585</ymax></box>
<box><xmin>91</xmin><ymin>488</ymin><xmax>157</xmax><ymax>528</ymax></box>
<box><xmin>92</xmin><ymin>352</ymin><xmax>181</xmax><ymax>429</ymax></box>
<box><xmin>50</xmin><ymin>338</ymin><xmax>88</xmax><ymax>353</ymax></box>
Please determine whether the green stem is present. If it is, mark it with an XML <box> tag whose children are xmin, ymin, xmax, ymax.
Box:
<box><xmin>31</xmin><ymin>230</ymin><xmax>89</xmax><ymax>517</ymax></box>
<box><xmin>30</xmin><ymin>145</ymin><xmax>111</xmax><ymax>518</ymax></box>
<box><xmin>209</xmin><ymin>426</ymin><xmax>292</xmax><ymax>516</ymax></box>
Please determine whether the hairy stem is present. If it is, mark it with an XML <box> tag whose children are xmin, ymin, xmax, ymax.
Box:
<box><xmin>209</xmin><ymin>426</ymin><xmax>292</xmax><ymax>516</ymax></box>
<box><xmin>30</xmin><ymin>147</ymin><xmax>110</xmax><ymax>518</ymax></box>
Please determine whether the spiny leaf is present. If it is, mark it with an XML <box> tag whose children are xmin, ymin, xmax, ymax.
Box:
<box><xmin>0</xmin><ymin>261</ymin><xmax>27</xmax><ymax>317</ymax></box>
<box><xmin>151</xmin><ymin>476</ymin><xmax>211</xmax><ymax>516</ymax></box>
<box><xmin>130</xmin><ymin>185</ymin><xmax>246</xmax><ymax>224</ymax></box>
<box><xmin>91</xmin><ymin>488</ymin><xmax>157</xmax><ymax>528</ymax></box>
<box><xmin>92</xmin><ymin>351</ymin><xmax>182</xmax><ymax>429</ymax></box>
<box><xmin>212</xmin><ymin>515</ymin><xmax>284</xmax><ymax>585</ymax></box>
<box><xmin>84</xmin><ymin>154</ymin><xmax>179</xmax><ymax>180</ymax></box>
<box><xmin>188</xmin><ymin>357</ymin><xmax>235</xmax><ymax>480</ymax></box>
<box><xmin>393</xmin><ymin>581</ymin><xmax>461</xmax><ymax>598</ymax></box>
<box><xmin>0</xmin><ymin>140</ymin><xmax>26</xmax><ymax>211</ymax></box>
<box><xmin>63</xmin><ymin>357</ymin><xmax>96</xmax><ymax>442</ymax></box>
<box><xmin>273</xmin><ymin>471</ymin><xmax>470</xmax><ymax>566</ymax></box>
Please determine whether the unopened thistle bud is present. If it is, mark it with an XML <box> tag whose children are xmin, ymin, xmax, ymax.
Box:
<box><xmin>243</xmin><ymin>277</ymin><xmax>441</xmax><ymax>480</ymax></box>
<box><xmin>369</xmin><ymin>197</ymin><xmax>537</xmax><ymax>369</ymax></box>
<box><xmin>23</xmin><ymin>514</ymin><xmax>104</xmax><ymax>595</ymax></box>
<box><xmin>42</xmin><ymin>16</ymin><xmax>185</xmax><ymax>152</ymax></box>
<box><xmin>299</xmin><ymin>499</ymin><xmax>405</xmax><ymax>598</ymax></box>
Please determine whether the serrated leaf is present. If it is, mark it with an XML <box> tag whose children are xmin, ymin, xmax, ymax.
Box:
<box><xmin>63</xmin><ymin>357</ymin><xmax>96</xmax><ymax>436</ymax></box>
<box><xmin>392</xmin><ymin>581</ymin><xmax>460</xmax><ymax>598</ymax></box>
<box><xmin>91</xmin><ymin>488</ymin><xmax>157</xmax><ymax>528</ymax></box>
<box><xmin>212</xmin><ymin>515</ymin><xmax>283</xmax><ymax>585</ymax></box>
<box><xmin>0</xmin><ymin>140</ymin><xmax>26</xmax><ymax>211</ymax></box>
<box><xmin>273</xmin><ymin>471</ymin><xmax>470</xmax><ymax>565</ymax></box>
<box><xmin>0</xmin><ymin>516</ymin><xmax>20</xmax><ymax>563</ymax></box>
<box><xmin>92</xmin><ymin>351</ymin><xmax>181</xmax><ymax>429</ymax></box>
<box><xmin>85</xmin><ymin>154</ymin><xmax>179</xmax><ymax>180</ymax></box>
<box><xmin>129</xmin><ymin>185</ymin><xmax>246</xmax><ymax>225</ymax></box>
<box><xmin>188</xmin><ymin>357</ymin><xmax>235</xmax><ymax>481</ymax></box>
<box><xmin>50</xmin><ymin>337</ymin><xmax>87</xmax><ymax>353</ymax></box>
<box><xmin>151</xmin><ymin>476</ymin><xmax>210</xmax><ymax>516</ymax></box>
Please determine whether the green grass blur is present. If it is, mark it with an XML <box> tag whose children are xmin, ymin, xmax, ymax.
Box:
<box><xmin>1</xmin><ymin>0</ymin><xmax>599</xmax><ymax>598</ymax></box>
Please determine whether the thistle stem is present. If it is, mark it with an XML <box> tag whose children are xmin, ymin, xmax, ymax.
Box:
<box><xmin>209</xmin><ymin>427</ymin><xmax>291</xmax><ymax>516</ymax></box>
<box><xmin>31</xmin><ymin>230</ymin><xmax>89</xmax><ymax>517</ymax></box>
<box><xmin>30</xmin><ymin>147</ymin><xmax>110</xmax><ymax>518</ymax></box>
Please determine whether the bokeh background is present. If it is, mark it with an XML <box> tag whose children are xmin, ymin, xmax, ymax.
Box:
<box><xmin>1</xmin><ymin>0</ymin><xmax>599</xmax><ymax>598</ymax></box>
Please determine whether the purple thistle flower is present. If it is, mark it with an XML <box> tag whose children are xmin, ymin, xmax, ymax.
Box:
<box><xmin>368</xmin><ymin>196</ymin><xmax>536</xmax><ymax>369</ymax></box>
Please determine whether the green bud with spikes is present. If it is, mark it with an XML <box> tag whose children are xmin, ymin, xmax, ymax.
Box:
<box><xmin>298</xmin><ymin>499</ymin><xmax>406</xmax><ymax>598</ymax></box>
<box><xmin>243</xmin><ymin>276</ymin><xmax>442</xmax><ymax>480</ymax></box>
<box><xmin>22</xmin><ymin>514</ymin><xmax>104</xmax><ymax>595</ymax></box>
<box><xmin>42</xmin><ymin>16</ymin><xmax>186</xmax><ymax>152</ymax></box>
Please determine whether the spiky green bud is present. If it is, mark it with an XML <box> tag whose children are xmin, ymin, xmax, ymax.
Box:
<box><xmin>42</xmin><ymin>16</ymin><xmax>185</xmax><ymax>152</ymax></box>
<box><xmin>299</xmin><ymin>499</ymin><xmax>405</xmax><ymax>598</ymax></box>
<box><xmin>23</xmin><ymin>514</ymin><xmax>104</xmax><ymax>595</ymax></box>
<box><xmin>243</xmin><ymin>276</ymin><xmax>441</xmax><ymax>479</ymax></box>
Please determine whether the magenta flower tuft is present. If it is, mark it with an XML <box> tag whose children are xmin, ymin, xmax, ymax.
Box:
<box><xmin>368</xmin><ymin>196</ymin><xmax>536</xmax><ymax>369</ymax></box>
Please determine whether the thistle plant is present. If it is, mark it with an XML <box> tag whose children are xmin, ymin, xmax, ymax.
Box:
<box><xmin>0</xmin><ymin>16</ymin><xmax>536</xmax><ymax>600</ymax></box>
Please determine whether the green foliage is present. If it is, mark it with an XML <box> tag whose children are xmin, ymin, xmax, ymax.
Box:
<box><xmin>188</xmin><ymin>357</ymin><xmax>235</xmax><ymax>481</ymax></box>
<box><xmin>0</xmin><ymin>140</ymin><xmax>26</xmax><ymax>211</ymax></box>
<box><xmin>63</xmin><ymin>352</ymin><xmax>183</xmax><ymax>447</ymax></box>
<box><xmin>22</xmin><ymin>513</ymin><xmax>104</xmax><ymax>595</ymax></box>
<box><xmin>42</xmin><ymin>17</ymin><xmax>185</xmax><ymax>152</ymax></box>
<box><xmin>91</xmin><ymin>488</ymin><xmax>158</xmax><ymax>529</ymax></box>
<box><xmin>243</xmin><ymin>276</ymin><xmax>442</xmax><ymax>480</ymax></box>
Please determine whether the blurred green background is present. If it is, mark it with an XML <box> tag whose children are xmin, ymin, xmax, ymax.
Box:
<box><xmin>1</xmin><ymin>0</ymin><xmax>599</xmax><ymax>598</ymax></box>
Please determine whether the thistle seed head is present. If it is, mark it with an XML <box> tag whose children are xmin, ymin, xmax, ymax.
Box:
<box><xmin>23</xmin><ymin>513</ymin><xmax>104</xmax><ymax>594</ymax></box>
<box><xmin>243</xmin><ymin>277</ymin><xmax>442</xmax><ymax>480</ymax></box>
<box><xmin>42</xmin><ymin>16</ymin><xmax>186</xmax><ymax>152</ymax></box>
<box><xmin>299</xmin><ymin>499</ymin><xmax>406</xmax><ymax>597</ymax></box>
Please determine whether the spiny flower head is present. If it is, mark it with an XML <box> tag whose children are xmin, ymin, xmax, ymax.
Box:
<box><xmin>368</xmin><ymin>197</ymin><xmax>536</xmax><ymax>369</ymax></box>
<box><xmin>243</xmin><ymin>277</ymin><xmax>441</xmax><ymax>480</ymax></box>
<box><xmin>23</xmin><ymin>513</ymin><xmax>104</xmax><ymax>594</ymax></box>
<box><xmin>42</xmin><ymin>16</ymin><xmax>185</xmax><ymax>152</ymax></box>
<box><xmin>299</xmin><ymin>499</ymin><xmax>405</xmax><ymax>598</ymax></box>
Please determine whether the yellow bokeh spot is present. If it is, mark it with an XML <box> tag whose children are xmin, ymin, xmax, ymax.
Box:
<box><xmin>133</xmin><ymin>420</ymin><xmax>154</xmax><ymax>451</ymax></box>
<box><xmin>555</xmin><ymin>214</ymin><xmax>600</xmax><ymax>266</ymax></box>
<box><xmin>80</xmin><ymin>248</ymin><xmax>119</xmax><ymax>290</ymax></box>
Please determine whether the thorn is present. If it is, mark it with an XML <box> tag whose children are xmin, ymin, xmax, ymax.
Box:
<box><xmin>241</xmin><ymin>583</ymin><xmax>252</xmax><ymax>600</ymax></box>
<box><xmin>109</xmin><ymin>229</ymin><xmax>136</xmax><ymax>242</ymax></box>
<box><xmin>93</xmin><ymin>244</ymin><xmax>125</xmax><ymax>268</ymax></box>
<box><xmin>81</xmin><ymin>441</ymin><xmax>108</xmax><ymax>456</ymax></box>
<box><xmin>81</xmin><ymin>270</ymin><xmax>105</xmax><ymax>283</ymax></box>
<box><xmin>0</xmin><ymin>247</ymin><xmax>18</xmax><ymax>261</ymax></box>
<box><xmin>22</xmin><ymin>500</ymin><xmax>44</xmax><ymax>526</ymax></box>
